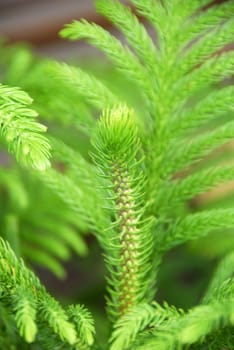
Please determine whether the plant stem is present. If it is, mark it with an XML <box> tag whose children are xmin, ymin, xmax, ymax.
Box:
<box><xmin>112</xmin><ymin>160</ymin><xmax>139</xmax><ymax>315</ymax></box>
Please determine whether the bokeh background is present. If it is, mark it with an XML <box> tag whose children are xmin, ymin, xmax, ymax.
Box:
<box><xmin>0</xmin><ymin>0</ymin><xmax>130</xmax><ymax>59</ymax></box>
<box><xmin>0</xmin><ymin>1</ymin><xmax>234</xmax><ymax>340</ymax></box>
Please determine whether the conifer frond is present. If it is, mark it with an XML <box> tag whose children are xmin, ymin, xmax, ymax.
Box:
<box><xmin>23</xmin><ymin>231</ymin><xmax>70</xmax><ymax>260</ymax></box>
<box><xmin>6</xmin><ymin>56</ymin><xmax>95</xmax><ymax>134</ymax></box>
<box><xmin>21</xmin><ymin>224</ymin><xmax>75</xmax><ymax>279</ymax></box>
<box><xmin>96</xmin><ymin>0</ymin><xmax>158</xmax><ymax>75</ymax></box>
<box><xmin>68</xmin><ymin>304</ymin><xmax>95</xmax><ymax>347</ymax></box>
<box><xmin>49</xmin><ymin>137</ymin><xmax>98</xmax><ymax>193</ymax></box>
<box><xmin>0</xmin><ymin>0</ymin><xmax>234</xmax><ymax>347</ymax></box>
<box><xmin>95</xmin><ymin>0</ymin><xmax>160</xmax><ymax>119</ymax></box>
<box><xmin>0</xmin><ymin>238</ymin><xmax>80</xmax><ymax>345</ymax></box>
<box><xmin>172</xmin><ymin>51</ymin><xmax>234</xmax><ymax>109</ymax></box>
<box><xmin>2</xmin><ymin>169</ymin><xmax>89</xmax><ymax>277</ymax></box>
<box><xmin>110</xmin><ymin>303</ymin><xmax>161</xmax><ymax>350</ymax></box>
<box><xmin>162</xmin><ymin>121</ymin><xmax>234</xmax><ymax>178</ymax></box>
<box><xmin>155</xmin><ymin>165</ymin><xmax>234</xmax><ymax>214</ymax></box>
<box><xmin>136</xmin><ymin>298</ymin><xmax>234</xmax><ymax>349</ymax></box>
<box><xmin>110</xmin><ymin>301</ymin><xmax>184</xmax><ymax>350</ymax></box>
<box><xmin>22</xmin><ymin>244</ymin><xmax>67</xmax><ymax>279</ymax></box>
<box><xmin>36</xmin><ymin>169</ymin><xmax>93</xmax><ymax>231</ymax></box>
<box><xmin>60</xmin><ymin>20</ymin><xmax>154</xmax><ymax>112</ymax></box>
<box><xmin>36</xmin><ymin>165</ymin><xmax>110</xmax><ymax>251</ymax></box>
<box><xmin>179</xmin><ymin>19</ymin><xmax>234</xmax><ymax>74</ymax></box>
<box><xmin>12</xmin><ymin>287</ymin><xmax>37</xmax><ymax>344</ymax></box>
<box><xmin>169</xmin><ymin>85</ymin><xmax>234</xmax><ymax>138</ymax></box>
<box><xmin>32</xmin><ymin>218</ymin><xmax>88</xmax><ymax>257</ymax></box>
<box><xmin>92</xmin><ymin>105</ymin><xmax>154</xmax><ymax>319</ymax></box>
<box><xmin>39</xmin><ymin>296</ymin><xmax>77</xmax><ymax>345</ymax></box>
<box><xmin>160</xmin><ymin>209</ymin><xmax>234</xmax><ymax>251</ymax></box>
<box><xmin>203</xmin><ymin>251</ymin><xmax>234</xmax><ymax>304</ymax></box>
<box><xmin>178</xmin><ymin>1</ymin><xmax>234</xmax><ymax>49</ymax></box>
<box><xmin>49</xmin><ymin>61</ymin><xmax>118</xmax><ymax>110</ymax></box>
<box><xmin>129</xmin><ymin>0</ymin><xmax>172</xmax><ymax>46</ymax></box>
<box><xmin>49</xmin><ymin>137</ymin><xmax>106</xmax><ymax>230</ymax></box>
<box><xmin>0</xmin><ymin>84</ymin><xmax>51</xmax><ymax>170</ymax></box>
<box><xmin>130</xmin><ymin>1</ymin><xmax>209</xmax><ymax>58</ymax></box>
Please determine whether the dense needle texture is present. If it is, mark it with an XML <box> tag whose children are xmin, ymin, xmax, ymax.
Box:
<box><xmin>0</xmin><ymin>0</ymin><xmax>233</xmax><ymax>349</ymax></box>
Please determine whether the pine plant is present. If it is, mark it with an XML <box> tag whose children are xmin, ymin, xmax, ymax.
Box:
<box><xmin>0</xmin><ymin>0</ymin><xmax>234</xmax><ymax>349</ymax></box>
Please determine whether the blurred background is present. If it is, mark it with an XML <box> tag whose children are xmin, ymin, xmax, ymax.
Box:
<box><xmin>0</xmin><ymin>3</ymin><xmax>139</xmax><ymax>341</ymax></box>
<box><xmin>0</xmin><ymin>0</ymin><xmax>130</xmax><ymax>59</ymax></box>
<box><xmin>0</xmin><ymin>1</ymin><xmax>234</xmax><ymax>338</ymax></box>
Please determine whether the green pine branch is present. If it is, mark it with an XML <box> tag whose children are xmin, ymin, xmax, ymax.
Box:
<box><xmin>136</xmin><ymin>298</ymin><xmax>234</xmax><ymax>350</ymax></box>
<box><xmin>160</xmin><ymin>209</ymin><xmax>234</xmax><ymax>251</ymax></box>
<box><xmin>109</xmin><ymin>302</ymin><xmax>180</xmax><ymax>350</ymax></box>
<box><xmin>162</xmin><ymin>121</ymin><xmax>234</xmax><ymax>178</ymax></box>
<box><xmin>203</xmin><ymin>251</ymin><xmax>234</xmax><ymax>304</ymax></box>
<box><xmin>49</xmin><ymin>61</ymin><xmax>119</xmax><ymax>110</ymax></box>
<box><xmin>169</xmin><ymin>85</ymin><xmax>234</xmax><ymax>139</ymax></box>
<box><xmin>155</xmin><ymin>165</ymin><xmax>234</xmax><ymax>214</ymax></box>
<box><xmin>60</xmin><ymin>19</ymin><xmax>156</xmax><ymax>121</ymax></box>
<box><xmin>92</xmin><ymin>105</ymin><xmax>154</xmax><ymax>319</ymax></box>
<box><xmin>0</xmin><ymin>84</ymin><xmax>51</xmax><ymax>170</ymax></box>
<box><xmin>0</xmin><ymin>238</ymin><xmax>95</xmax><ymax>348</ymax></box>
<box><xmin>177</xmin><ymin>1</ymin><xmax>234</xmax><ymax>49</ymax></box>
<box><xmin>0</xmin><ymin>0</ymin><xmax>234</xmax><ymax>348</ymax></box>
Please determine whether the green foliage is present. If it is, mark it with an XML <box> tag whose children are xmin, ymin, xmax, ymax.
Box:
<box><xmin>49</xmin><ymin>62</ymin><xmax>118</xmax><ymax>111</ymax></box>
<box><xmin>135</xmin><ymin>298</ymin><xmax>234</xmax><ymax>349</ymax></box>
<box><xmin>159</xmin><ymin>209</ymin><xmax>234</xmax><ymax>251</ymax></box>
<box><xmin>0</xmin><ymin>239</ymin><xmax>95</xmax><ymax>348</ymax></box>
<box><xmin>109</xmin><ymin>302</ymin><xmax>171</xmax><ymax>350</ymax></box>
<box><xmin>91</xmin><ymin>106</ymin><xmax>154</xmax><ymax>320</ymax></box>
<box><xmin>13</xmin><ymin>287</ymin><xmax>37</xmax><ymax>343</ymax></box>
<box><xmin>68</xmin><ymin>304</ymin><xmax>95</xmax><ymax>347</ymax></box>
<box><xmin>0</xmin><ymin>84</ymin><xmax>51</xmax><ymax>170</ymax></box>
<box><xmin>0</xmin><ymin>166</ymin><xmax>89</xmax><ymax>278</ymax></box>
<box><xmin>203</xmin><ymin>251</ymin><xmax>234</xmax><ymax>304</ymax></box>
<box><xmin>0</xmin><ymin>0</ymin><xmax>234</xmax><ymax>349</ymax></box>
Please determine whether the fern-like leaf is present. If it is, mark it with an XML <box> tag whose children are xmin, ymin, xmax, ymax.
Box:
<box><xmin>12</xmin><ymin>287</ymin><xmax>37</xmax><ymax>343</ymax></box>
<box><xmin>92</xmin><ymin>105</ymin><xmax>154</xmax><ymax>319</ymax></box>
<box><xmin>162</xmin><ymin>121</ymin><xmax>234</xmax><ymax>178</ymax></box>
<box><xmin>0</xmin><ymin>84</ymin><xmax>51</xmax><ymax>170</ymax></box>
<box><xmin>137</xmin><ymin>298</ymin><xmax>234</xmax><ymax>349</ymax></box>
<box><xmin>0</xmin><ymin>238</ymin><xmax>95</xmax><ymax>347</ymax></box>
<box><xmin>203</xmin><ymin>251</ymin><xmax>234</xmax><ymax>304</ymax></box>
<box><xmin>160</xmin><ymin>209</ymin><xmax>234</xmax><ymax>251</ymax></box>
<box><xmin>49</xmin><ymin>61</ymin><xmax>118</xmax><ymax>110</ymax></box>
<box><xmin>110</xmin><ymin>303</ymin><xmax>162</xmax><ymax>350</ymax></box>
<box><xmin>155</xmin><ymin>165</ymin><xmax>234</xmax><ymax>214</ymax></box>
<box><xmin>68</xmin><ymin>304</ymin><xmax>95</xmax><ymax>347</ymax></box>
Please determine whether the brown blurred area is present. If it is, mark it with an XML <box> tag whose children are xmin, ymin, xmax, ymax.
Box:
<box><xmin>0</xmin><ymin>0</ymin><xmax>231</xmax><ymax>60</ymax></box>
<box><xmin>0</xmin><ymin>0</ymin><xmax>128</xmax><ymax>59</ymax></box>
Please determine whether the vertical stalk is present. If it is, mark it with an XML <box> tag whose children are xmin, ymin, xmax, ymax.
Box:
<box><xmin>112</xmin><ymin>160</ymin><xmax>139</xmax><ymax>315</ymax></box>
<box><xmin>92</xmin><ymin>106</ymin><xmax>153</xmax><ymax>320</ymax></box>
